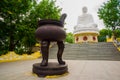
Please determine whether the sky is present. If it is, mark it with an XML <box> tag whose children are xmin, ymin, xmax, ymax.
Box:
<box><xmin>55</xmin><ymin>0</ymin><xmax>108</xmax><ymax>32</ymax></box>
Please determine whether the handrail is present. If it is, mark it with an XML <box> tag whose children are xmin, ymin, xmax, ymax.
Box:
<box><xmin>113</xmin><ymin>40</ymin><xmax>120</xmax><ymax>51</ymax></box>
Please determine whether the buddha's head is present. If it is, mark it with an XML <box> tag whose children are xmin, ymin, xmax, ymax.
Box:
<box><xmin>82</xmin><ymin>6</ymin><xmax>88</xmax><ymax>14</ymax></box>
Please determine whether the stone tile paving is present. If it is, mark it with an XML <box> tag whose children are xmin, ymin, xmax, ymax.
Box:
<box><xmin>0</xmin><ymin>59</ymin><xmax>120</xmax><ymax>80</ymax></box>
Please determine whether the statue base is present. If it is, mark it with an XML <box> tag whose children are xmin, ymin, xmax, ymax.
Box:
<box><xmin>32</xmin><ymin>62</ymin><xmax>68</xmax><ymax>77</ymax></box>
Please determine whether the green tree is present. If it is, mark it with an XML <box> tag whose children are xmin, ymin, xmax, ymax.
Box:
<box><xmin>0</xmin><ymin>0</ymin><xmax>35</xmax><ymax>55</ymax></box>
<box><xmin>65</xmin><ymin>33</ymin><xmax>74</xmax><ymax>43</ymax></box>
<box><xmin>115</xmin><ymin>29</ymin><xmax>120</xmax><ymax>38</ymax></box>
<box><xmin>99</xmin><ymin>29</ymin><xmax>112</xmax><ymax>37</ymax></box>
<box><xmin>98</xmin><ymin>29</ymin><xmax>112</xmax><ymax>42</ymax></box>
<box><xmin>0</xmin><ymin>0</ymin><xmax>62</xmax><ymax>55</ymax></box>
<box><xmin>98</xmin><ymin>0</ymin><xmax>120</xmax><ymax>39</ymax></box>
<box><xmin>35</xmin><ymin>0</ymin><xmax>61</xmax><ymax>20</ymax></box>
<box><xmin>98</xmin><ymin>28</ymin><xmax>120</xmax><ymax>42</ymax></box>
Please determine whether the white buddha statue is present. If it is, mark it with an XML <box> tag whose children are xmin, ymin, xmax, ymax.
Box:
<box><xmin>74</xmin><ymin>6</ymin><xmax>97</xmax><ymax>30</ymax></box>
<box><xmin>73</xmin><ymin>7</ymin><xmax>99</xmax><ymax>43</ymax></box>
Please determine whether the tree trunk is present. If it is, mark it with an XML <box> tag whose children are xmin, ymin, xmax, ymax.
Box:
<box><xmin>28</xmin><ymin>46</ymin><xmax>33</xmax><ymax>54</ymax></box>
<box><xmin>112</xmin><ymin>27</ymin><xmax>116</xmax><ymax>40</ymax></box>
<box><xmin>9</xmin><ymin>34</ymin><xmax>15</xmax><ymax>51</ymax></box>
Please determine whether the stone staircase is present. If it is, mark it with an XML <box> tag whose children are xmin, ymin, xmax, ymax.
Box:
<box><xmin>49</xmin><ymin>42</ymin><xmax>120</xmax><ymax>61</ymax></box>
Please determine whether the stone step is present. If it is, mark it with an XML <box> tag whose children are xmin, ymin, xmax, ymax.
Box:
<box><xmin>49</xmin><ymin>42</ymin><xmax>120</xmax><ymax>60</ymax></box>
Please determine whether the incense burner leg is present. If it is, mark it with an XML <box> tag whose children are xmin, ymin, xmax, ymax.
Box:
<box><xmin>57</xmin><ymin>41</ymin><xmax>65</xmax><ymax>65</ymax></box>
<box><xmin>40</xmin><ymin>41</ymin><xmax>50</xmax><ymax>66</ymax></box>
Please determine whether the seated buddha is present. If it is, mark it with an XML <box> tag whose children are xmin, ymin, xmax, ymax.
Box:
<box><xmin>74</xmin><ymin>6</ymin><xmax>97</xmax><ymax>30</ymax></box>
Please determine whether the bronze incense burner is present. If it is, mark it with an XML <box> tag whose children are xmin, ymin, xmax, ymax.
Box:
<box><xmin>33</xmin><ymin>14</ymin><xmax>68</xmax><ymax>77</ymax></box>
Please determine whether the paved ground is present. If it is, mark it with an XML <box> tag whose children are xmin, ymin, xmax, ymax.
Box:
<box><xmin>1</xmin><ymin>59</ymin><xmax>120</xmax><ymax>80</ymax></box>
<box><xmin>1</xmin><ymin>43</ymin><xmax>120</xmax><ymax>80</ymax></box>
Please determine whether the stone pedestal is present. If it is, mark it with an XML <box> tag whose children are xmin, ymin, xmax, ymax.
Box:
<box><xmin>33</xmin><ymin>62</ymin><xmax>68</xmax><ymax>77</ymax></box>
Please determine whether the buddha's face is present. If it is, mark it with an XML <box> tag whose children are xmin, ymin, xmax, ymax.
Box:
<box><xmin>82</xmin><ymin>7</ymin><xmax>87</xmax><ymax>13</ymax></box>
